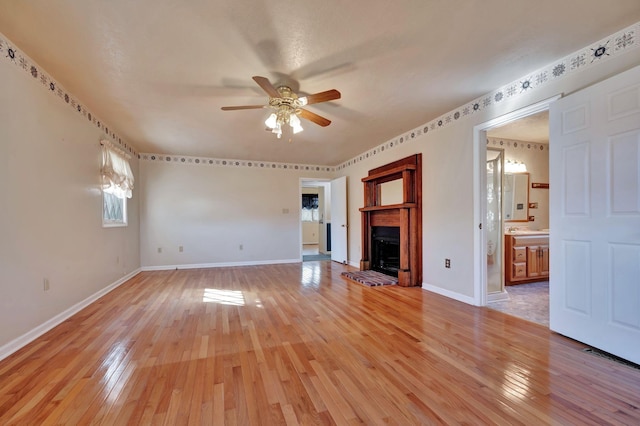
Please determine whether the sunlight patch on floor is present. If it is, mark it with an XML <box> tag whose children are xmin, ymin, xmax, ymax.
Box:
<box><xmin>203</xmin><ymin>289</ymin><xmax>245</xmax><ymax>306</ymax></box>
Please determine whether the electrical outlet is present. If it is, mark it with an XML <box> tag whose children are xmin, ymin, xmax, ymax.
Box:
<box><xmin>43</xmin><ymin>278</ymin><xmax>50</xmax><ymax>291</ymax></box>
<box><xmin>239</xmin><ymin>244</ymin><xmax>243</xmax><ymax>250</ymax></box>
<box><xmin>179</xmin><ymin>246</ymin><xmax>183</xmax><ymax>252</ymax></box>
<box><xmin>445</xmin><ymin>259</ymin><xmax>451</xmax><ymax>268</ymax></box>
<box><xmin>157</xmin><ymin>247</ymin><xmax>162</xmax><ymax>253</ymax></box>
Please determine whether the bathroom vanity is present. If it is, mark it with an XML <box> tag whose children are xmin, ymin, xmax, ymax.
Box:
<box><xmin>504</xmin><ymin>231</ymin><xmax>549</xmax><ymax>285</ymax></box>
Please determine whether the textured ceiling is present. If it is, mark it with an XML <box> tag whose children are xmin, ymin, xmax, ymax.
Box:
<box><xmin>487</xmin><ymin>111</ymin><xmax>549</xmax><ymax>144</ymax></box>
<box><xmin>1</xmin><ymin>1</ymin><xmax>639</xmax><ymax>165</ymax></box>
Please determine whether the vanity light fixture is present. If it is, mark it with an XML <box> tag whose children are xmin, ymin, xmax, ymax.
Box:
<box><xmin>505</xmin><ymin>159</ymin><xmax>527</xmax><ymax>174</ymax></box>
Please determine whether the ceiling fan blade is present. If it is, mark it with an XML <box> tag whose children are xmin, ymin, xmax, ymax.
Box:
<box><xmin>221</xmin><ymin>105</ymin><xmax>265</xmax><ymax>111</ymax></box>
<box><xmin>299</xmin><ymin>109</ymin><xmax>331</xmax><ymax>127</ymax></box>
<box><xmin>252</xmin><ymin>76</ymin><xmax>280</xmax><ymax>98</ymax></box>
<box><xmin>299</xmin><ymin>89</ymin><xmax>341</xmax><ymax>106</ymax></box>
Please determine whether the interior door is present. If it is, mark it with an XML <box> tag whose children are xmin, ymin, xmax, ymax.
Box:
<box><xmin>549</xmin><ymin>64</ymin><xmax>640</xmax><ymax>364</ymax></box>
<box><xmin>330</xmin><ymin>176</ymin><xmax>348</xmax><ymax>264</ymax></box>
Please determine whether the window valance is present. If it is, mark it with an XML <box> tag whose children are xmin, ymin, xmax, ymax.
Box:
<box><xmin>101</xmin><ymin>141</ymin><xmax>134</xmax><ymax>199</ymax></box>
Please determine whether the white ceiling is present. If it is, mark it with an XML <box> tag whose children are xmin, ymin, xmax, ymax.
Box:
<box><xmin>1</xmin><ymin>1</ymin><xmax>639</xmax><ymax>165</ymax></box>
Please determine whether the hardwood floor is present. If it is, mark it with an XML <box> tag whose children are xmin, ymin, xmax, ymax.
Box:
<box><xmin>1</xmin><ymin>262</ymin><xmax>639</xmax><ymax>425</ymax></box>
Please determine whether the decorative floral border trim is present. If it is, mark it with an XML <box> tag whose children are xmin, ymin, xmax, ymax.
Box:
<box><xmin>487</xmin><ymin>137</ymin><xmax>547</xmax><ymax>152</ymax></box>
<box><xmin>335</xmin><ymin>21</ymin><xmax>639</xmax><ymax>171</ymax></box>
<box><xmin>0</xmin><ymin>33</ymin><xmax>137</xmax><ymax>156</ymax></box>
<box><xmin>140</xmin><ymin>153</ymin><xmax>336</xmax><ymax>173</ymax></box>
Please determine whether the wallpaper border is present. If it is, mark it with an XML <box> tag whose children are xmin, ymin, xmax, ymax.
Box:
<box><xmin>0</xmin><ymin>34</ymin><xmax>137</xmax><ymax>156</ymax></box>
<box><xmin>335</xmin><ymin>21</ymin><xmax>640</xmax><ymax>171</ymax></box>
<box><xmin>139</xmin><ymin>153</ymin><xmax>336</xmax><ymax>173</ymax></box>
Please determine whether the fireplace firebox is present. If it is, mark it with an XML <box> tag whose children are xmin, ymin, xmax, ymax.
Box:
<box><xmin>371</xmin><ymin>227</ymin><xmax>400</xmax><ymax>277</ymax></box>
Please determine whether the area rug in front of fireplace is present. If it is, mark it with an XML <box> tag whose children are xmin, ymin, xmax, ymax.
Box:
<box><xmin>341</xmin><ymin>270</ymin><xmax>398</xmax><ymax>287</ymax></box>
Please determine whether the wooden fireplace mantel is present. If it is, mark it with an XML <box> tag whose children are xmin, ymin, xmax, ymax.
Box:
<box><xmin>359</xmin><ymin>154</ymin><xmax>422</xmax><ymax>287</ymax></box>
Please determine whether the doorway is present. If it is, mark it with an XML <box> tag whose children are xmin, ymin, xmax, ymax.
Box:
<box><xmin>485</xmin><ymin>112</ymin><xmax>550</xmax><ymax>326</ymax></box>
<box><xmin>473</xmin><ymin>96</ymin><xmax>559</xmax><ymax>314</ymax></box>
<box><xmin>300</xmin><ymin>180</ymin><xmax>331</xmax><ymax>262</ymax></box>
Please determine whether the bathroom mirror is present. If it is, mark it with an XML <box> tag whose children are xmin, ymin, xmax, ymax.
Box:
<box><xmin>504</xmin><ymin>172</ymin><xmax>529</xmax><ymax>222</ymax></box>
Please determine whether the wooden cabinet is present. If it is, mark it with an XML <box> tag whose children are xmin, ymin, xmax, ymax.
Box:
<box><xmin>505</xmin><ymin>234</ymin><xmax>550</xmax><ymax>285</ymax></box>
<box><xmin>527</xmin><ymin>245</ymin><xmax>549</xmax><ymax>279</ymax></box>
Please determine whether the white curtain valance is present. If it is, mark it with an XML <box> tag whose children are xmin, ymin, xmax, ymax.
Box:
<box><xmin>101</xmin><ymin>141</ymin><xmax>134</xmax><ymax>199</ymax></box>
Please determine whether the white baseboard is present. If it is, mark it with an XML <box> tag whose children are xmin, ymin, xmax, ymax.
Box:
<box><xmin>421</xmin><ymin>282</ymin><xmax>477</xmax><ymax>306</ymax></box>
<box><xmin>0</xmin><ymin>268</ymin><xmax>142</xmax><ymax>362</ymax></box>
<box><xmin>348</xmin><ymin>260</ymin><xmax>360</xmax><ymax>268</ymax></box>
<box><xmin>141</xmin><ymin>258</ymin><xmax>301</xmax><ymax>271</ymax></box>
<box><xmin>487</xmin><ymin>290</ymin><xmax>510</xmax><ymax>302</ymax></box>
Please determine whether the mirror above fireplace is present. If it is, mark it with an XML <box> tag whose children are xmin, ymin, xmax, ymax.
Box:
<box><xmin>379</xmin><ymin>179</ymin><xmax>403</xmax><ymax>206</ymax></box>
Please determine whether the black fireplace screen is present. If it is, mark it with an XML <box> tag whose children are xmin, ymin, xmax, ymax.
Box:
<box><xmin>371</xmin><ymin>226</ymin><xmax>400</xmax><ymax>277</ymax></box>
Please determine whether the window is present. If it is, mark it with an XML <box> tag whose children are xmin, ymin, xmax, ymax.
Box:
<box><xmin>103</xmin><ymin>191</ymin><xmax>127</xmax><ymax>225</ymax></box>
<box><xmin>301</xmin><ymin>193</ymin><xmax>319</xmax><ymax>222</ymax></box>
<box><xmin>100</xmin><ymin>141</ymin><xmax>134</xmax><ymax>227</ymax></box>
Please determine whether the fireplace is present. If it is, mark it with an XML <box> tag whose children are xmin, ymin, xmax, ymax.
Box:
<box><xmin>371</xmin><ymin>227</ymin><xmax>400</xmax><ymax>277</ymax></box>
<box><xmin>359</xmin><ymin>154</ymin><xmax>422</xmax><ymax>287</ymax></box>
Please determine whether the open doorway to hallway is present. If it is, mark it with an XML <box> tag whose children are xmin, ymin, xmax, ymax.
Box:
<box><xmin>301</xmin><ymin>180</ymin><xmax>332</xmax><ymax>262</ymax></box>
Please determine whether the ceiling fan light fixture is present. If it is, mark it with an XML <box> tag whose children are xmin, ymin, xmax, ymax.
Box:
<box><xmin>289</xmin><ymin>114</ymin><xmax>304</xmax><ymax>134</ymax></box>
<box><xmin>222</xmin><ymin>76</ymin><xmax>340</xmax><ymax>138</ymax></box>
<box><xmin>272</xmin><ymin>122</ymin><xmax>283</xmax><ymax>138</ymax></box>
<box><xmin>265</xmin><ymin>113</ymin><xmax>277</xmax><ymax>129</ymax></box>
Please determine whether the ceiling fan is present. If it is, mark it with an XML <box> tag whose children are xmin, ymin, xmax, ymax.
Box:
<box><xmin>221</xmin><ymin>76</ymin><xmax>341</xmax><ymax>138</ymax></box>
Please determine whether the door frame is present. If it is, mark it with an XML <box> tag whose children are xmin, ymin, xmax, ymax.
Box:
<box><xmin>473</xmin><ymin>95</ymin><xmax>561</xmax><ymax>306</ymax></box>
<box><xmin>299</xmin><ymin>178</ymin><xmax>331</xmax><ymax>261</ymax></box>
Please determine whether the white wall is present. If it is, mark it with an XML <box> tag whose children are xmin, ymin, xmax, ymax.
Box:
<box><xmin>139</xmin><ymin>159</ymin><xmax>332</xmax><ymax>268</ymax></box>
<box><xmin>0</xmin><ymin>48</ymin><xmax>140</xmax><ymax>352</ymax></box>
<box><xmin>338</xmin><ymin>34</ymin><xmax>640</xmax><ymax>301</ymax></box>
<box><xmin>302</xmin><ymin>222</ymin><xmax>320</xmax><ymax>244</ymax></box>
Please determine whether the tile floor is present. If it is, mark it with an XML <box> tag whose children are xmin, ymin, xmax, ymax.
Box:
<box><xmin>487</xmin><ymin>281</ymin><xmax>549</xmax><ymax>327</ymax></box>
<box><xmin>302</xmin><ymin>244</ymin><xmax>319</xmax><ymax>255</ymax></box>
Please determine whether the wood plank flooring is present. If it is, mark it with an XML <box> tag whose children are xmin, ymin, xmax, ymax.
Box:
<box><xmin>1</xmin><ymin>262</ymin><xmax>639</xmax><ymax>425</ymax></box>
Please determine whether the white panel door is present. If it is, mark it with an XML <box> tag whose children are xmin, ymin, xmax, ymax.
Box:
<box><xmin>549</xmin><ymin>65</ymin><xmax>640</xmax><ymax>364</ymax></box>
<box><xmin>330</xmin><ymin>176</ymin><xmax>348</xmax><ymax>264</ymax></box>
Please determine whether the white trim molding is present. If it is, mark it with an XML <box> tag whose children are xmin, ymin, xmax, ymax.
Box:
<box><xmin>473</xmin><ymin>95</ymin><xmax>561</xmax><ymax>306</ymax></box>
<box><xmin>141</xmin><ymin>258</ymin><xmax>301</xmax><ymax>271</ymax></box>
<box><xmin>0</xmin><ymin>269</ymin><xmax>142</xmax><ymax>362</ymax></box>
<box><xmin>422</xmin><ymin>283</ymin><xmax>477</xmax><ymax>306</ymax></box>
